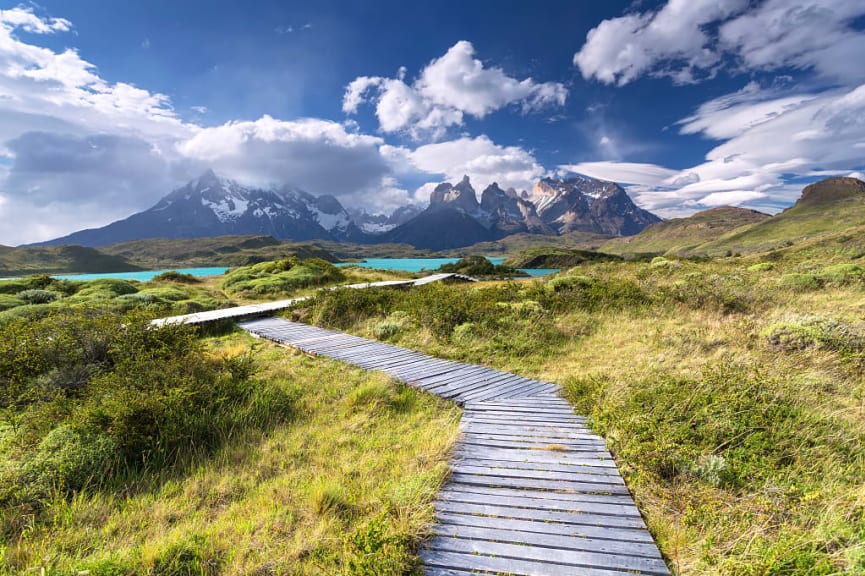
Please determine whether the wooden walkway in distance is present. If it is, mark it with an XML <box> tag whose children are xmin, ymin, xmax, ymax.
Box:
<box><xmin>151</xmin><ymin>273</ymin><xmax>476</xmax><ymax>327</ymax></box>
<box><xmin>238</xmin><ymin>317</ymin><xmax>669</xmax><ymax>576</ymax></box>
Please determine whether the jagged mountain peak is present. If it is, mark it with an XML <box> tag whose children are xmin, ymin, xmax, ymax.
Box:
<box><xmin>430</xmin><ymin>175</ymin><xmax>480</xmax><ymax>214</ymax></box>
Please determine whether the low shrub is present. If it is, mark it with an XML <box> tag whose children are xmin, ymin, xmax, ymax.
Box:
<box><xmin>16</xmin><ymin>289</ymin><xmax>61</xmax><ymax>304</ymax></box>
<box><xmin>16</xmin><ymin>425</ymin><xmax>118</xmax><ymax>501</ymax></box>
<box><xmin>150</xmin><ymin>271</ymin><xmax>201</xmax><ymax>284</ymax></box>
<box><xmin>778</xmin><ymin>273</ymin><xmax>822</xmax><ymax>291</ymax></box>
<box><xmin>222</xmin><ymin>257</ymin><xmax>345</xmax><ymax>297</ymax></box>
<box><xmin>763</xmin><ymin>316</ymin><xmax>865</xmax><ymax>354</ymax></box>
<box><xmin>374</xmin><ymin>319</ymin><xmax>403</xmax><ymax>341</ymax></box>
<box><xmin>747</xmin><ymin>262</ymin><xmax>775</xmax><ymax>272</ymax></box>
<box><xmin>820</xmin><ymin>263</ymin><xmax>864</xmax><ymax>284</ymax></box>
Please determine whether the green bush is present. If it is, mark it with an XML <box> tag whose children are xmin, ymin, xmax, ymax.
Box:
<box><xmin>778</xmin><ymin>273</ymin><xmax>822</xmax><ymax>291</ymax></box>
<box><xmin>151</xmin><ymin>271</ymin><xmax>201</xmax><ymax>284</ymax></box>
<box><xmin>16</xmin><ymin>289</ymin><xmax>61</xmax><ymax>304</ymax></box>
<box><xmin>820</xmin><ymin>264</ymin><xmax>864</xmax><ymax>284</ymax></box>
<box><xmin>374</xmin><ymin>319</ymin><xmax>403</xmax><ymax>341</ymax></box>
<box><xmin>747</xmin><ymin>262</ymin><xmax>775</xmax><ymax>272</ymax></box>
<box><xmin>222</xmin><ymin>257</ymin><xmax>345</xmax><ymax>297</ymax></box>
<box><xmin>0</xmin><ymin>280</ymin><xmax>30</xmax><ymax>295</ymax></box>
<box><xmin>16</xmin><ymin>425</ymin><xmax>118</xmax><ymax>501</ymax></box>
<box><xmin>763</xmin><ymin>316</ymin><xmax>865</xmax><ymax>353</ymax></box>
<box><xmin>343</xmin><ymin>515</ymin><xmax>415</xmax><ymax>576</ymax></box>
<box><xmin>0</xmin><ymin>308</ymin><xmax>297</xmax><ymax>524</ymax></box>
<box><xmin>666</xmin><ymin>273</ymin><xmax>754</xmax><ymax>313</ymax></box>
<box><xmin>309</xmin><ymin>287</ymin><xmax>401</xmax><ymax>330</ymax></box>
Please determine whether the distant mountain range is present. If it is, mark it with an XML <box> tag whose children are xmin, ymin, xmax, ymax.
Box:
<box><xmin>35</xmin><ymin>169</ymin><xmax>661</xmax><ymax>250</ymax></box>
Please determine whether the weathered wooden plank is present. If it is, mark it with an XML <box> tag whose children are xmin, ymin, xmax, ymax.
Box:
<box><xmin>425</xmin><ymin>536</ymin><xmax>669</xmax><ymax>574</ymax></box>
<box><xmin>433</xmin><ymin>524</ymin><xmax>662</xmax><ymax>559</ymax></box>
<box><xmin>451</xmin><ymin>456</ymin><xmax>617</xmax><ymax>476</ymax></box>
<box><xmin>435</xmin><ymin>500</ymin><xmax>644</xmax><ymax>530</ymax></box>
<box><xmin>451</xmin><ymin>456</ymin><xmax>620</xmax><ymax>478</ymax></box>
<box><xmin>452</xmin><ymin>447</ymin><xmax>616</xmax><ymax>467</ymax></box>
<box><xmin>434</xmin><ymin>511</ymin><xmax>650</xmax><ymax>541</ymax></box>
<box><xmin>447</xmin><ymin>472</ymin><xmax>631</xmax><ymax>494</ymax></box>
<box><xmin>455</xmin><ymin>378</ymin><xmax>545</xmax><ymax>403</ymax></box>
<box><xmin>450</xmin><ymin>463</ymin><xmax>625</xmax><ymax>486</ymax></box>
<box><xmin>420</xmin><ymin>549</ymin><xmax>649</xmax><ymax>576</ymax></box>
<box><xmin>426</xmin><ymin>372</ymin><xmax>522</xmax><ymax>397</ymax></box>
<box><xmin>438</xmin><ymin>491</ymin><xmax>642</xmax><ymax>522</ymax></box>
<box><xmin>439</xmin><ymin>486</ymin><xmax>640</xmax><ymax>513</ymax></box>
<box><xmin>426</xmin><ymin>372</ymin><xmax>522</xmax><ymax>396</ymax></box>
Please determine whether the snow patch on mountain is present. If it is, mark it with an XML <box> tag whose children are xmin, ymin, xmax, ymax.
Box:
<box><xmin>201</xmin><ymin>196</ymin><xmax>250</xmax><ymax>222</ymax></box>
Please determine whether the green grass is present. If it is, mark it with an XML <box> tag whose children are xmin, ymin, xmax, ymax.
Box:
<box><xmin>290</xmin><ymin>255</ymin><xmax>865</xmax><ymax>574</ymax></box>
<box><xmin>0</xmin><ymin>315</ymin><xmax>459</xmax><ymax>575</ymax></box>
<box><xmin>0</xmin><ymin>275</ymin><xmax>235</xmax><ymax>325</ymax></box>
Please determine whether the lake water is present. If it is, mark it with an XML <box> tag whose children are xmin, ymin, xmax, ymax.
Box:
<box><xmin>336</xmin><ymin>258</ymin><xmax>558</xmax><ymax>277</ymax></box>
<box><xmin>3</xmin><ymin>259</ymin><xmax>557</xmax><ymax>282</ymax></box>
<box><xmin>44</xmin><ymin>267</ymin><xmax>231</xmax><ymax>282</ymax></box>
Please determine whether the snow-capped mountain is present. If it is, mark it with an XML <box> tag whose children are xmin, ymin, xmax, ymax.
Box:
<box><xmin>36</xmin><ymin>170</ymin><xmax>366</xmax><ymax>247</ymax></box>
<box><xmin>348</xmin><ymin>204</ymin><xmax>423</xmax><ymax>234</ymax></box>
<box><xmin>36</xmin><ymin>170</ymin><xmax>660</xmax><ymax>250</ymax></box>
<box><xmin>528</xmin><ymin>176</ymin><xmax>661</xmax><ymax>235</ymax></box>
<box><xmin>382</xmin><ymin>174</ymin><xmax>659</xmax><ymax>249</ymax></box>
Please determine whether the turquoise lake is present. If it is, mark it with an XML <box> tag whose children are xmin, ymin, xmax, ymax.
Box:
<box><xmin>38</xmin><ymin>267</ymin><xmax>231</xmax><ymax>282</ymax></box>
<box><xmin>335</xmin><ymin>258</ymin><xmax>557</xmax><ymax>277</ymax></box>
<box><xmin>4</xmin><ymin>259</ymin><xmax>557</xmax><ymax>282</ymax></box>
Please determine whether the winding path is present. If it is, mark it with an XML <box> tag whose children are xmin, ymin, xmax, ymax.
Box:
<box><xmin>238</xmin><ymin>317</ymin><xmax>669</xmax><ymax>575</ymax></box>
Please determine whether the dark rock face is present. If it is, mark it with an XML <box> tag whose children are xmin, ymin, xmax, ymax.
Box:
<box><xmin>529</xmin><ymin>176</ymin><xmax>660</xmax><ymax>235</ymax></box>
<box><xmin>480</xmin><ymin>183</ymin><xmax>554</xmax><ymax>235</ymax></box>
<box><xmin>429</xmin><ymin>175</ymin><xmax>482</xmax><ymax>215</ymax></box>
<box><xmin>797</xmin><ymin>177</ymin><xmax>865</xmax><ymax>206</ymax></box>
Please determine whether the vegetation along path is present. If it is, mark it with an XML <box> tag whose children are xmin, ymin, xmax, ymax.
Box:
<box><xmin>238</xmin><ymin>316</ymin><xmax>669</xmax><ymax>575</ymax></box>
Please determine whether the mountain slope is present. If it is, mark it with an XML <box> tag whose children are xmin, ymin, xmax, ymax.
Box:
<box><xmin>382</xmin><ymin>207</ymin><xmax>494</xmax><ymax>251</ymax></box>
<box><xmin>100</xmin><ymin>235</ymin><xmax>337</xmax><ymax>269</ymax></box>
<box><xmin>603</xmin><ymin>206</ymin><xmax>770</xmax><ymax>256</ymax></box>
<box><xmin>34</xmin><ymin>171</ymin><xmax>366</xmax><ymax>247</ymax></box>
<box><xmin>528</xmin><ymin>176</ymin><xmax>661</xmax><ymax>235</ymax></box>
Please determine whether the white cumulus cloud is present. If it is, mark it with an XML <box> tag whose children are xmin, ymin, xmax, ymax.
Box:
<box><xmin>575</xmin><ymin>0</ymin><xmax>865</xmax><ymax>86</ymax></box>
<box><xmin>384</xmin><ymin>135</ymin><xmax>546</xmax><ymax>199</ymax></box>
<box><xmin>344</xmin><ymin>41</ymin><xmax>567</xmax><ymax>139</ymax></box>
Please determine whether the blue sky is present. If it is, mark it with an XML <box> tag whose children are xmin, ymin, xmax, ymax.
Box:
<box><xmin>1</xmin><ymin>0</ymin><xmax>864</xmax><ymax>244</ymax></box>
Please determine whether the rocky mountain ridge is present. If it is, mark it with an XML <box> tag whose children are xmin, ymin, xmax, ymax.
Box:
<box><xmin>35</xmin><ymin>170</ymin><xmax>662</xmax><ymax>250</ymax></box>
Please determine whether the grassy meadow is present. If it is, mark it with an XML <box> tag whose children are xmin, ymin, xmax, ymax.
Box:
<box><xmin>2</xmin><ymin>246</ymin><xmax>864</xmax><ymax>575</ymax></box>
<box><xmin>0</xmin><ymin>312</ymin><xmax>459</xmax><ymax>575</ymax></box>
<box><xmin>292</xmin><ymin>254</ymin><xmax>865</xmax><ymax>574</ymax></box>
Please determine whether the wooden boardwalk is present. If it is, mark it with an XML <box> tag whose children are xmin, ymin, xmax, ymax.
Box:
<box><xmin>151</xmin><ymin>273</ymin><xmax>476</xmax><ymax>327</ymax></box>
<box><xmin>238</xmin><ymin>317</ymin><xmax>669</xmax><ymax>575</ymax></box>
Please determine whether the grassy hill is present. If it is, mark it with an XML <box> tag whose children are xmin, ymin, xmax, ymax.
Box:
<box><xmin>450</xmin><ymin>230</ymin><xmax>611</xmax><ymax>257</ymax></box>
<box><xmin>0</xmin><ymin>245</ymin><xmax>141</xmax><ymax>277</ymax></box>
<box><xmin>504</xmin><ymin>246</ymin><xmax>623</xmax><ymax>268</ymax></box>
<box><xmin>602</xmin><ymin>206</ymin><xmax>770</xmax><ymax>256</ymax></box>
<box><xmin>101</xmin><ymin>235</ymin><xmax>337</xmax><ymax>269</ymax></box>
<box><xmin>694</xmin><ymin>177</ymin><xmax>865</xmax><ymax>256</ymax></box>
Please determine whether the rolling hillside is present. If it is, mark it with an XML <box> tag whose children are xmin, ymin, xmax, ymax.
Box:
<box><xmin>602</xmin><ymin>206</ymin><xmax>770</xmax><ymax>256</ymax></box>
<box><xmin>604</xmin><ymin>178</ymin><xmax>865</xmax><ymax>257</ymax></box>
<box><xmin>0</xmin><ymin>245</ymin><xmax>141</xmax><ymax>277</ymax></box>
